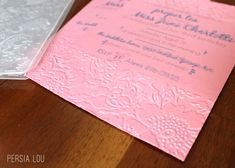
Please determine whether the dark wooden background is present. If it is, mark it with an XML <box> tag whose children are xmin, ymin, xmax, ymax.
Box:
<box><xmin>0</xmin><ymin>0</ymin><xmax>234</xmax><ymax>167</ymax></box>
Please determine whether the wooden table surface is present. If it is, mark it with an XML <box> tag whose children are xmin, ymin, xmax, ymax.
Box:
<box><xmin>0</xmin><ymin>0</ymin><xmax>234</xmax><ymax>168</ymax></box>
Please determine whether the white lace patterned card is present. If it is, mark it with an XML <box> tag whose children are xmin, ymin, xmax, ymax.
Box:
<box><xmin>0</xmin><ymin>0</ymin><xmax>74</xmax><ymax>79</ymax></box>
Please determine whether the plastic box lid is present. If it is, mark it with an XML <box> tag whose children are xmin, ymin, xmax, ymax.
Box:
<box><xmin>0</xmin><ymin>0</ymin><xmax>74</xmax><ymax>79</ymax></box>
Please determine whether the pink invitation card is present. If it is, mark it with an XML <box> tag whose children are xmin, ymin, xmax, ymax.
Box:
<box><xmin>27</xmin><ymin>0</ymin><xmax>235</xmax><ymax>161</ymax></box>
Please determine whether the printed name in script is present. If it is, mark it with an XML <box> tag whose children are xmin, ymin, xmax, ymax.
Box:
<box><xmin>134</xmin><ymin>8</ymin><xmax>234</xmax><ymax>43</ymax></box>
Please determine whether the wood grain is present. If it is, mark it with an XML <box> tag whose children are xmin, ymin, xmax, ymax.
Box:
<box><xmin>0</xmin><ymin>81</ymin><xmax>5</xmax><ymax>86</ymax></box>
<box><xmin>0</xmin><ymin>1</ymin><xmax>234</xmax><ymax>168</ymax></box>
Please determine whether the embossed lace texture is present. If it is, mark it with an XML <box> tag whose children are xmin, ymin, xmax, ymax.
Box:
<box><xmin>0</xmin><ymin>0</ymin><xmax>72</xmax><ymax>75</ymax></box>
<box><xmin>28</xmin><ymin>37</ymin><xmax>213</xmax><ymax>161</ymax></box>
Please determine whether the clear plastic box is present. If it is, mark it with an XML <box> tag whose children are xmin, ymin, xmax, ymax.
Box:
<box><xmin>0</xmin><ymin>0</ymin><xmax>74</xmax><ymax>79</ymax></box>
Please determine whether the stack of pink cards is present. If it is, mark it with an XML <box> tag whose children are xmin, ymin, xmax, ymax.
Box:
<box><xmin>27</xmin><ymin>0</ymin><xmax>235</xmax><ymax>161</ymax></box>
